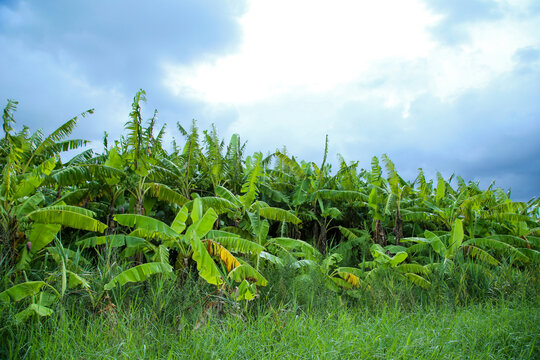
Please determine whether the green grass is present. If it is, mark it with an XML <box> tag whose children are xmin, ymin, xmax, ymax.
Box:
<box><xmin>1</xmin><ymin>273</ymin><xmax>538</xmax><ymax>360</ymax></box>
<box><xmin>1</xmin><ymin>299</ymin><xmax>538</xmax><ymax>359</ymax></box>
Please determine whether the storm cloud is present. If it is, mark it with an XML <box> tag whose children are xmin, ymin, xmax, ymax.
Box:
<box><xmin>0</xmin><ymin>0</ymin><xmax>538</xmax><ymax>200</ymax></box>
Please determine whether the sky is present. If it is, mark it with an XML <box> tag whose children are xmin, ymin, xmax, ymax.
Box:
<box><xmin>0</xmin><ymin>0</ymin><xmax>539</xmax><ymax>200</ymax></box>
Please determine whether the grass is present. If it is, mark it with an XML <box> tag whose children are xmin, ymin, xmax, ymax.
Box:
<box><xmin>1</xmin><ymin>298</ymin><xmax>538</xmax><ymax>359</ymax></box>
<box><xmin>1</xmin><ymin>268</ymin><xmax>538</xmax><ymax>359</ymax></box>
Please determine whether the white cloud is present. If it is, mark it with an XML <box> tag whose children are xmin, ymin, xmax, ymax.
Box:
<box><xmin>159</xmin><ymin>0</ymin><xmax>540</xmax><ymax>200</ymax></box>
<box><xmin>163</xmin><ymin>0</ymin><xmax>438</xmax><ymax>104</ymax></box>
<box><xmin>163</xmin><ymin>0</ymin><xmax>539</xmax><ymax>113</ymax></box>
<box><xmin>426</xmin><ymin>16</ymin><xmax>539</xmax><ymax>101</ymax></box>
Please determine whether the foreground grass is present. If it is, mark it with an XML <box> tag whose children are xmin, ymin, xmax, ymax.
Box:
<box><xmin>1</xmin><ymin>265</ymin><xmax>538</xmax><ymax>359</ymax></box>
<box><xmin>1</xmin><ymin>297</ymin><xmax>537</xmax><ymax>359</ymax></box>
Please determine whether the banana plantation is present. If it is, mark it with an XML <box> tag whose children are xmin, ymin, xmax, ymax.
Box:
<box><xmin>1</xmin><ymin>91</ymin><xmax>538</xmax><ymax>358</ymax></box>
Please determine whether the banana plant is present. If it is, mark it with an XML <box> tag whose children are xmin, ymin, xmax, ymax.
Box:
<box><xmin>402</xmin><ymin>218</ymin><xmax>534</xmax><ymax>268</ymax></box>
<box><xmin>381</xmin><ymin>154</ymin><xmax>412</xmax><ymax>245</ymax></box>
<box><xmin>212</xmin><ymin>157</ymin><xmax>302</xmax><ymax>239</ymax></box>
<box><xmin>184</xmin><ymin>197</ymin><xmax>267</xmax><ymax>301</ymax></box>
<box><xmin>355</xmin><ymin>243</ymin><xmax>432</xmax><ymax>289</ymax></box>
<box><xmin>0</xmin><ymin>280</ymin><xmax>60</xmax><ymax>323</ymax></box>
<box><xmin>0</xmin><ymin>100</ymin><xmax>105</xmax><ymax>269</ymax></box>
<box><xmin>274</xmin><ymin>146</ymin><xmax>368</xmax><ymax>254</ymax></box>
<box><xmin>93</xmin><ymin>197</ymin><xmax>267</xmax><ymax>301</ymax></box>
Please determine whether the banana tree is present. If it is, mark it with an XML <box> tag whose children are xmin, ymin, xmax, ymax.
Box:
<box><xmin>354</xmin><ymin>243</ymin><xmax>432</xmax><ymax>289</ymax></box>
<box><xmin>18</xmin><ymin>204</ymin><xmax>108</xmax><ymax>269</ymax></box>
<box><xmin>0</xmin><ymin>99</ymin><xmax>102</xmax><ymax>269</ymax></box>
<box><xmin>274</xmin><ymin>146</ymin><xmax>368</xmax><ymax>254</ymax></box>
<box><xmin>381</xmin><ymin>154</ymin><xmax>412</xmax><ymax>245</ymax></box>
<box><xmin>365</xmin><ymin>156</ymin><xmax>395</xmax><ymax>247</ymax></box>
<box><xmin>0</xmin><ymin>280</ymin><xmax>60</xmax><ymax>323</ymax></box>
<box><xmin>402</xmin><ymin>218</ymin><xmax>534</xmax><ymax>268</ymax></box>
<box><xmin>1</xmin><ymin>238</ymin><xmax>93</xmax><ymax>323</ymax></box>
<box><xmin>87</xmin><ymin>197</ymin><xmax>267</xmax><ymax>301</ymax></box>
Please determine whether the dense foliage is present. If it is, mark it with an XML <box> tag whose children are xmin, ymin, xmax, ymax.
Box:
<box><xmin>0</xmin><ymin>91</ymin><xmax>538</xmax><ymax>357</ymax></box>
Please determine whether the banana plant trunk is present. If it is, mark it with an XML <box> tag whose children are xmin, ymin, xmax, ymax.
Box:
<box><xmin>319</xmin><ymin>220</ymin><xmax>327</xmax><ymax>255</ymax></box>
<box><xmin>374</xmin><ymin>219</ymin><xmax>387</xmax><ymax>247</ymax></box>
<box><xmin>393</xmin><ymin>207</ymin><xmax>403</xmax><ymax>245</ymax></box>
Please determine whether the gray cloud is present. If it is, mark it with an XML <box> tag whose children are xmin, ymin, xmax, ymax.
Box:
<box><xmin>0</xmin><ymin>0</ymin><xmax>538</xmax><ymax>202</ymax></box>
<box><xmin>0</xmin><ymin>0</ymin><xmax>246</xmax><ymax>141</ymax></box>
<box><xmin>219</xmin><ymin>51</ymin><xmax>540</xmax><ymax>201</ymax></box>
<box><xmin>361</xmin><ymin>66</ymin><xmax>540</xmax><ymax>201</ymax></box>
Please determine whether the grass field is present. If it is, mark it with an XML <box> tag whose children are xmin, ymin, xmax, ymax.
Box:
<box><xmin>2</xmin><ymin>271</ymin><xmax>538</xmax><ymax>359</ymax></box>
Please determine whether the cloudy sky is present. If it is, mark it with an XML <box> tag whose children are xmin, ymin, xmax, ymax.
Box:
<box><xmin>1</xmin><ymin>0</ymin><xmax>539</xmax><ymax>200</ymax></box>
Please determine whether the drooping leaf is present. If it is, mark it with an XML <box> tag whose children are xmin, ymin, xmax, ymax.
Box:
<box><xmin>370</xmin><ymin>244</ymin><xmax>390</xmax><ymax>263</ymax></box>
<box><xmin>41</xmin><ymin>205</ymin><xmax>96</xmax><ymax>218</ymax></box>
<box><xmin>76</xmin><ymin>235</ymin><xmax>146</xmax><ymax>248</ymax></box>
<box><xmin>215</xmin><ymin>185</ymin><xmax>243</xmax><ymax>208</ymax></box>
<box><xmin>403</xmin><ymin>273</ymin><xmax>431</xmax><ymax>289</ymax></box>
<box><xmin>395</xmin><ymin>263</ymin><xmax>429</xmax><ymax>275</ymax></box>
<box><xmin>275</xmin><ymin>150</ymin><xmax>305</xmax><ymax>178</ymax></box>
<box><xmin>329</xmin><ymin>276</ymin><xmax>354</xmax><ymax>290</ymax></box>
<box><xmin>0</xmin><ymin>281</ymin><xmax>49</xmax><ymax>304</ymax></box>
<box><xmin>464</xmin><ymin>245</ymin><xmax>500</xmax><ymax>265</ymax></box>
<box><xmin>259</xmin><ymin>251</ymin><xmax>285</xmax><ymax>266</ymax></box>
<box><xmin>336</xmin><ymin>267</ymin><xmax>365</xmax><ymax>288</ymax></box>
<box><xmin>114</xmin><ymin>214</ymin><xmax>179</xmax><ymax>239</ymax></box>
<box><xmin>67</xmin><ymin>271</ymin><xmax>90</xmax><ymax>289</ymax></box>
<box><xmin>338</xmin><ymin>226</ymin><xmax>360</xmax><ymax>241</ymax></box>
<box><xmin>463</xmin><ymin>238</ymin><xmax>529</xmax><ymax>263</ymax></box>
<box><xmin>389</xmin><ymin>252</ymin><xmax>408</xmax><ymax>267</ymax></box>
<box><xmin>14</xmin><ymin>156</ymin><xmax>57</xmax><ymax>198</ymax></box>
<box><xmin>203</xmin><ymin>239</ymin><xmax>241</xmax><ymax>272</ymax></box>
<box><xmin>15</xmin><ymin>304</ymin><xmax>54</xmax><ymax>323</ymax></box>
<box><xmin>228</xmin><ymin>264</ymin><xmax>268</xmax><ymax>286</ymax></box>
<box><xmin>145</xmin><ymin>182</ymin><xmax>189</xmax><ymax>206</ymax></box>
<box><xmin>517</xmin><ymin>248</ymin><xmax>540</xmax><ymax>263</ymax></box>
<box><xmin>185</xmin><ymin>196</ymin><xmax>237</xmax><ymax>215</ymax></box>
<box><xmin>210</xmin><ymin>236</ymin><xmax>264</xmax><ymax>255</ymax></box>
<box><xmin>28</xmin><ymin>209</ymin><xmax>107</xmax><ymax>233</ymax></box>
<box><xmin>15</xmin><ymin>192</ymin><xmax>45</xmax><ymax>219</ymax></box>
<box><xmin>270</xmin><ymin>237</ymin><xmax>322</xmax><ymax>260</ymax></box>
<box><xmin>50</xmin><ymin>165</ymin><xmax>124</xmax><ymax>187</ymax></box>
<box><xmin>26</xmin><ymin>223</ymin><xmax>62</xmax><ymax>254</ymax></box>
<box><xmin>489</xmin><ymin>234</ymin><xmax>538</xmax><ymax>250</ymax></box>
<box><xmin>259</xmin><ymin>206</ymin><xmax>301</xmax><ymax>224</ymax></box>
<box><xmin>153</xmin><ymin>245</ymin><xmax>170</xmax><ymax>264</ymax></box>
<box><xmin>104</xmin><ymin>262</ymin><xmax>173</xmax><ymax>290</ymax></box>
<box><xmin>189</xmin><ymin>233</ymin><xmax>223</xmax><ymax>285</ymax></box>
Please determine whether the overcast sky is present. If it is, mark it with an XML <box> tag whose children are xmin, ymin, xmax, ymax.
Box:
<box><xmin>1</xmin><ymin>0</ymin><xmax>539</xmax><ymax>200</ymax></box>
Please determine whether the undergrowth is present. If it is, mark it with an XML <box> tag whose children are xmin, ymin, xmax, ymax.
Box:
<box><xmin>1</xmin><ymin>263</ymin><xmax>538</xmax><ymax>359</ymax></box>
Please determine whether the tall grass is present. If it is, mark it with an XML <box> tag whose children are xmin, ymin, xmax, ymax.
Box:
<box><xmin>1</xmin><ymin>260</ymin><xmax>538</xmax><ymax>359</ymax></box>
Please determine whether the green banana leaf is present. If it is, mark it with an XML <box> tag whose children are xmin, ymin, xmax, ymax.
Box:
<box><xmin>104</xmin><ymin>262</ymin><xmax>173</xmax><ymax>290</ymax></box>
